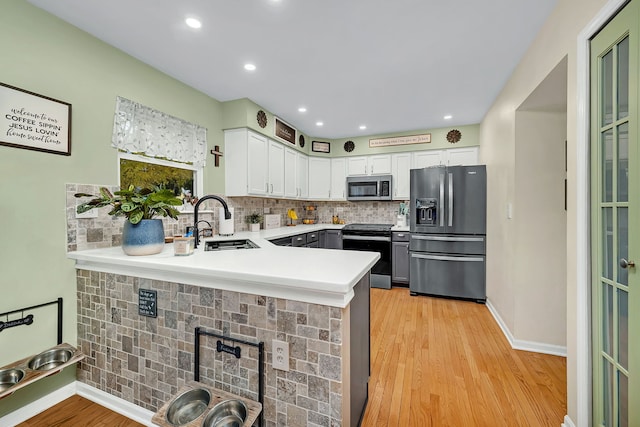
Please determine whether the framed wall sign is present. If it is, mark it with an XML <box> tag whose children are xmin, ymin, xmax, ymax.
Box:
<box><xmin>274</xmin><ymin>116</ymin><xmax>296</xmax><ymax>145</ymax></box>
<box><xmin>312</xmin><ymin>141</ymin><xmax>330</xmax><ymax>153</ymax></box>
<box><xmin>0</xmin><ymin>82</ymin><xmax>71</xmax><ymax>155</ymax></box>
<box><xmin>369</xmin><ymin>133</ymin><xmax>430</xmax><ymax>148</ymax></box>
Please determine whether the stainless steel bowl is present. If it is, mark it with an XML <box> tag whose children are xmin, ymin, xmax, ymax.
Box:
<box><xmin>28</xmin><ymin>348</ymin><xmax>73</xmax><ymax>371</ymax></box>
<box><xmin>202</xmin><ymin>399</ymin><xmax>247</xmax><ymax>427</ymax></box>
<box><xmin>165</xmin><ymin>388</ymin><xmax>212</xmax><ymax>426</ymax></box>
<box><xmin>0</xmin><ymin>369</ymin><xmax>25</xmax><ymax>392</ymax></box>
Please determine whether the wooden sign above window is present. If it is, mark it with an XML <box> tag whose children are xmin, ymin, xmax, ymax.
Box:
<box><xmin>274</xmin><ymin>117</ymin><xmax>296</xmax><ymax>145</ymax></box>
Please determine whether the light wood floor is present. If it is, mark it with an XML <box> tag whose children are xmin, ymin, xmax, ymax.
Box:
<box><xmin>362</xmin><ymin>288</ymin><xmax>566</xmax><ymax>426</ymax></box>
<box><xmin>17</xmin><ymin>394</ymin><xmax>144</xmax><ymax>427</ymax></box>
<box><xmin>18</xmin><ymin>288</ymin><xmax>566</xmax><ymax>426</ymax></box>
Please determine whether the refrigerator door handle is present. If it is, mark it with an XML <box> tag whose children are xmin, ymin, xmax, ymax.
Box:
<box><xmin>448</xmin><ymin>172</ymin><xmax>453</xmax><ymax>227</ymax></box>
<box><xmin>411</xmin><ymin>253</ymin><xmax>484</xmax><ymax>262</ymax></box>
<box><xmin>439</xmin><ymin>174</ymin><xmax>445</xmax><ymax>227</ymax></box>
<box><xmin>411</xmin><ymin>235</ymin><xmax>484</xmax><ymax>242</ymax></box>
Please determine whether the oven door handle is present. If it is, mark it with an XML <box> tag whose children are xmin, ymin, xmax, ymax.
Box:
<box><xmin>342</xmin><ymin>235</ymin><xmax>391</xmax><ymax>242</ymax></box>
<box><xmin>411</xmin><ymin>253</ymin><xmax>484</xmax><ymax>262</ymax></box>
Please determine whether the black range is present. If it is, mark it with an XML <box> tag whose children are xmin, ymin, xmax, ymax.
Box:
<box><xmin>342</xmin><ymin>223</ymin><xmax>393</xmax><ymax>289</ymax></box>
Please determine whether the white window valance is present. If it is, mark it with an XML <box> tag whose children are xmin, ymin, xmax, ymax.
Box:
<box><xmin>112</xmin><ymin>96</ymin><xmax>207</xmax><ymax>168</ymax></box>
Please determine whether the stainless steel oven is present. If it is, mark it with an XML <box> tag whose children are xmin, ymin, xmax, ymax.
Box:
<box><xmin>342</xmin><ymin>223</ymin><xmax>393</xmax><ymax>289</ymax></box>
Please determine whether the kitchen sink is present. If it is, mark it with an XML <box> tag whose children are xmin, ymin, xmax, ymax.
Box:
<box><xmin>204</xmin><ymin>239</ymin><xmax>258</xmax><ymax>251</ymax></box>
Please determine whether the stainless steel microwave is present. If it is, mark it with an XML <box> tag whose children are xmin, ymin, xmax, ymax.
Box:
<box><xmin>346</xmin><ymin>175</ymin><xmax>393</xmax><ymax>201</ymax></box>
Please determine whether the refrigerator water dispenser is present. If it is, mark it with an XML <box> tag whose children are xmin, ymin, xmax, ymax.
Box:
<box><xmin>416</xmin><ymin>198</ymin><xmax>438</xmax><ymax>226</ymax></box>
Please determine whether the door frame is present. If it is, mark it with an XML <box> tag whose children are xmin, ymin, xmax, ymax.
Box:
<box><xmin>576</xmin><ymin>0</ymin><xmax>630</xmax><ymax>426</ymax></box>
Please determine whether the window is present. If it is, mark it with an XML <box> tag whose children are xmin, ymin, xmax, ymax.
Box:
<box><xmin>118</xmin><ymin>152</ymin><xmax>203</xmax><ymax>200</ymax></box>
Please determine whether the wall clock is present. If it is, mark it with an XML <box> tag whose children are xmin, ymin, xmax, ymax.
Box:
<box><xmin>446</xmin><ymin>129</ymin><xmax>462</xmax><ymax>144</ymax></box>
<box><xmin>344</xmin><ymin>140</ymin><xmax>355</xmax><ymax>152</ymax></box>
<box><xmin>299</xmin><ymin>135</ymin><xmax>305</xmax><ymax>148</ymax></box>
<box><xmin>257</xmin><ymin>110</ymin><xmax>267</xmax><ymax>128</ymax></box>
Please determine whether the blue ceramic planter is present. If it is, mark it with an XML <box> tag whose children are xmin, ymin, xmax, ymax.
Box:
<box><xmin>122</xmin><ymin>219</ymin><xmax>165</xmax><ymax>256</ymax></box>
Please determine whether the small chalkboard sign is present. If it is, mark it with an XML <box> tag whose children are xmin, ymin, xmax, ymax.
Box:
<box><xmin>138</xmin><ymin>289</ymin><xmax>157</xmax><ymax>318</ymax></box>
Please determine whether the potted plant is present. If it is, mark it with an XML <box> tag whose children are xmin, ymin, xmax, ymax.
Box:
<box><xmin>245</xmin><ymin>212</ymin><xmax>263</xmax><ymax>232</ymax></box>
<box><xmin>75</xmin><ymin>185</ymin><xmax>183</xmax><ymax>255</ymax></box>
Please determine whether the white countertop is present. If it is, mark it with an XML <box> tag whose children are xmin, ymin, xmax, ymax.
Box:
<box><xmin>68</xmin><ymin>224</ymin><xmax>380</xmax><ymax>308</ymax></box>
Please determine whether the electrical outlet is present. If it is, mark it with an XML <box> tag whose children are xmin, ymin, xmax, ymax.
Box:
<box><xmin>272</xmin><ymin>339</ymin><xmax>289</xmax><ymax>371</ymax></box>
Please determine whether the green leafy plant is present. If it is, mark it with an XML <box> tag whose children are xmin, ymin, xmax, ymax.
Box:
<box><xmin>75</xmin><ymin>185</ymin><xmax>183</xmax><ymax>224</ymax></box>
<box><xmin>245</xmin><ymin>212</ymin><xmax>263</xmax><ymax>224</ymax></box>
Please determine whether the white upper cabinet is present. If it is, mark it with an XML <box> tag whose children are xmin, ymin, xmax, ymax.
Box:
<box><xmin>268</xmin><ymin>140</ymin><xmax>285</xmax><ymax>197</ymax></box>
<box><xmin>412</xmin><ymin>150</ymin><xmax>442</xmax><ymax>169</ymax></box>
<box><xmin>225</xmin><ymin>128</ymin><xmax>270</xmax><ymax>196</ymax></box>
<box><xmin>346</xmin><ymin>154</ymin><xmax>392</xmax><ymax>176</ymax></box>
<box><xmin>284</xmin><ymin>147</ymin><xmax>298</xmax><ymax>198</ymax></box>
<box><xmin>330</xmin><ymin>158</ymin><xmax>347</xmax><ymax>200</ymax></box>
<box><xmin>296</xmin><ymin>152</ymin><xmax>309</xmax><ymax>199</ymax></box>
<box><xmin>445</xmin><ymin>147</ymin><xmax>479</xmax><ymax>166</ymax></box>
<box><xmin>391</xmin><ymin>153</ymin><xmax>412</xmax><ymax>200</ymax></box>
<box><xmin>308</xmin><ymin>157</ymin><xmax>331</xmax><ymax>200</ymax></box>
<box><xmin>412</xmin><ymin>147</ymin><xmax>479</xmax><ymax>168</ymax></box>
<box><xmin>346</xmin><ymin>156</ymin><xmax>368</xmax><ymax>175</ymax></box>
<box><xmin>224</xmin><ymin>128</ymin><xmax>286</xmax><ymax>198</ymax></box>
<box><xmin>369</xmin><ymin>154</ymin><xmax>392</xmax><ymax>175</ymax></box>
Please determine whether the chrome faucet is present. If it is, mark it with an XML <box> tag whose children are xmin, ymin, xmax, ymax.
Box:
<box><xmin>193</xmin><ymin>195</ymin><xmax>232</xmax><ymax>249</ymax></box>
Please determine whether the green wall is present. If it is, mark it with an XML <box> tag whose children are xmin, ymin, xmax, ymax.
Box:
<box><xmin>222</xmin><ymin>98</ymin><xmax>479</xmax><ymax>158</ymax></box>
<box><xmin>0</xmin><ymin>0</ymin><xmax>223</xmax><ymax>416</ymax></box>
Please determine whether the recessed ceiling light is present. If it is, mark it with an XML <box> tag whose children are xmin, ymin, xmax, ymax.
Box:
<box><xmin>244</xmin><ymin>63</ymin><xmax>256</xmax><ymax>71</ymax></box>
<box><xmin>298</xmin><ymin>107</ymin><xmax>307</xmax><ymax>113</ymax></box>
<box><xmin>444</xmin><ymin>115</ymin><xmax>453</xmax><ymax>120</ymax></box>
<box><xmin>359</xmin><ymin>125</ymin><xmax>367</xmax><ymax>130</ymax></box>
<box><xmin>316</xmin><ymin>121</ymin><xmax>324</xmax><ymax>126</ymax></box>
<box><xmin>185</xmin><ymin>18</ymin><xmax>202</xmax><ymax>29</ymax></box>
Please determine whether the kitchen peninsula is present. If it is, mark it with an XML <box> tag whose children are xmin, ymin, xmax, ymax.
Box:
<box><xmin>67</xmin><ymin>227</ymin><xmax>378</xmax><ymax>427</ymax></box>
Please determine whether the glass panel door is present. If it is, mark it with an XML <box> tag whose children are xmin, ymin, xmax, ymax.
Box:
<box><xmin>590</xmin><ymin>2</ymin><xmax>638</xmax><ymax>426</ymax></box>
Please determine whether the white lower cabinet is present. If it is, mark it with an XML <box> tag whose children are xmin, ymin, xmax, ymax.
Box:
<box><xmin>308</xmin><ymin>157</ymin><xmax>331</xmax><ymax>200</ymax></box>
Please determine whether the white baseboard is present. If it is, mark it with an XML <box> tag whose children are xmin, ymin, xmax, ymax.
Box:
<box><xmin>0</xmin><ymin>382</ymin><xmax>155</xmax><ymax>427</ymax></box>
<box><xmin>486</xmin><ymin>299</ymin><xmax>567</xmax><ymax>357</ymax></box>
<box><xmin>76</xmin><ymin>382</ymin><xmax>155</xmax><ymax>426</ymax></box>
<box><xmin>0</xmin><ymin>382</ymin><xmax>76</xmax><ymax>426</ymax></box>
<box><xmin>561</xmin><ymin>414</ymin><xmax>576</xmax><ymax>427</ymax></box>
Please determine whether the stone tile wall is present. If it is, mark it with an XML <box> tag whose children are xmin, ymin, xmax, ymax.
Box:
<box><xmin>66</xmin><ymin>183</ymin><xmax>405</xmax><ymax>251</ymax></box>
<box><xmin>76</xmin><ymin>270</ymin><xmax>346</xmax><ymax>427</ymax></box>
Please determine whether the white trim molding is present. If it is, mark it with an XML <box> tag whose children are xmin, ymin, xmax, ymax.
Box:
<box><xmin>0</xmin><ymin>382</ymin><xmax>155</xmax><ymax>427</ymax></box>
<box><xmin>562</xmin><ymin>414</ymin><xmax>577</xmax><ymax>427</ymax></box>
<box><xmin>486</xmin><ymin>299</ymin><xmax>567</xmax><ymax>357</ymax></box>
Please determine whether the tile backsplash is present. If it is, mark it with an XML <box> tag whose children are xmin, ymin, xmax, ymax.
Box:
<box><xmin>66</xmin><ymin>183</ymin><xmax>406</xmax><ymax>251</ymax></box>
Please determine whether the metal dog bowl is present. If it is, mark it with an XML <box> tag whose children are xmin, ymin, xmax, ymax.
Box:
<box><xmin>202</xmin><ymin>399</ymin><xmax>248</xmax><ymax>427</ymax></box>
<box><xmin>165</xmin><ymin>388</ymin><xmax>212</xmax><ymax>426</ymax></box>
<box><xmin>28</xmin><ymin>348</ymin><xmax>73</xmax><ymax>371</ymax></box>
<box><xmin>0</xmin><ymin>369</ymin><xmax>25</xmax><ymax>392</ymax></box>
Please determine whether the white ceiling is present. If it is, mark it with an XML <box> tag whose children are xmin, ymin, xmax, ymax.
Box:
<box><xmin>27</xmin><ymin>0</ymin><xmax>558</xmax><ymax>139</ymax></box>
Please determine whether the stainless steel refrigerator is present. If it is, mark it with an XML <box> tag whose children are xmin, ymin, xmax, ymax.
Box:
<box><xmin>409</xmin><ymin>165</ymin><xmax>486</xmax><ymax>302</ymax></box>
